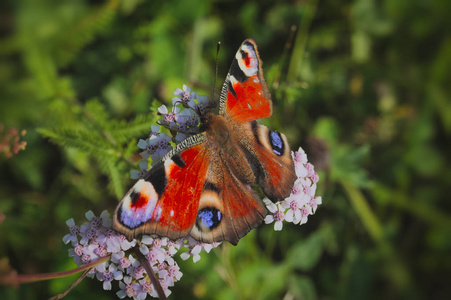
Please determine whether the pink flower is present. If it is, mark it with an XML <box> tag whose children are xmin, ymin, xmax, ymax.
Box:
<box><xmin>263</xmin><ymin>146</ymin><xmax>322</xmax><ymax>230</ymax></box>
<box><xmin>178</xmin><ymin>236</ymin><xmax>220</xmax><ymax>262</ymax></box>
<box><xmin>299</xmin><ymin>206</ymin><xmax>313</xmax><ymax>225</ymax></box>
<box><xmin>309</xmin><ymin>196</ymin><xmax>322</xmax><ymax>213</ymax></box>
<box><xmin>282</xmin><ymin>194</ymin><xmax>309</xmax><ymax>223</ymax></box>
<box><xmin>96</xmin><ymin>264</ymin><xmax>123</xmax><ymax>290</ymax></box>
<box><xmin>263</xmin><ymin>199</ymin><xmax>286</xmax><ymax>231</ymax></box>
<box><xmin>117</xmin><ymin>276</ymin><xmax>140</xmax><ymax>299</ymax></box>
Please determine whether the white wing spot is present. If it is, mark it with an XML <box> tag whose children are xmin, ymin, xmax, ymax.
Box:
<box><xmin>155</xmin><ymin>207</ymin><xmax>163</xmax><ymax>221</ymax></box>
<box><xmin>236</xmin><ymin>43</ymin><xmax>258</xmax><ymax>77</ymax></box>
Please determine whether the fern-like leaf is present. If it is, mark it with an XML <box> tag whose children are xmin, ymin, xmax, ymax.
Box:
<box><xmin>37</xmin><ymin>128</ymin><xmax>117</xmax><ymax>158</ymax></box>
<box><xmin>108</xmin><ymin>114</ymin><xmax>158</xmax><ymax>143</ymax></box>
<box><xmin>97</xmin><ymin>156</ymin><xmax>125</xmax><ymax>199</ymax></box>
<box><xmin>56</xmin><ymin>0</ymin><xmax>120</xmax><ymax>66</ymax></box>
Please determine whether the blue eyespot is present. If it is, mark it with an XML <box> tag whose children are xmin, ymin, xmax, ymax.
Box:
<box><xmin>196</xmin><ymin>207</ymin><xmax>222</xmax><ymax>231</ymax></box>
<box><xmin>269</xmin><ymin>131</ymin><xmax>283</xmax><ymax>156</ymax></box>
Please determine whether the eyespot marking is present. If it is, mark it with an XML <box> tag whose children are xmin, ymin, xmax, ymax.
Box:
<box><xmin>196</xmin><ymin>207</ymin><xmax>222</xmax><ymax>232</ymax></box>
<box><xmin>269</xmin><ymin>130</ymin><xmax>284</xmax><ymax>156</ymax></box>
<box><xmin>119</xmin><ymin>180</ymin><xmax>158</xmax><ymax>229</ymax></box>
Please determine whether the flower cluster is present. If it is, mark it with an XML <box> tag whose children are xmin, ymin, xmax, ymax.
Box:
<box><xmin>63</xmin><ymin>210</ymin><xmax>220</xmax><ymax>299</ymax></box>
<box><xmin>0</xmin><ymin>124</ymin><xmax>27</xmax><ymax>158</ymax></box>
<box><xmin>264</xmin><ymin>147</ymin><xmax>322</xmax><ymax>231</ymax></box>
<box><xmin>131</xmin><ymin>85</ymin><xmax>214</xmax><ymax>177</ymax></box>
<box><xmin>157</xmin><ymin>84</ymin><xmax>214</xmax><ymax>142</ymax></box>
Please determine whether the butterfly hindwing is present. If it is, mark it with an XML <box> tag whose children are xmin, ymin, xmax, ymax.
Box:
<box><xmin>219</xmin><ymin>39</ymin><xmax>272</xmax><ymax>123</ymax></box>
<box><xmin>189</xmin><ymin>147</ymin><xmax>267</xmax><ymax>245</ymax></box>
<box><xmin>113</xmin><ymin>134</ymin><xmax>210</xmax><ymax>241</ymax></box>
<box><xmin>249</xmin><ymin>122</ymin><xmax>296</xmax><ymax>202</ymax></box>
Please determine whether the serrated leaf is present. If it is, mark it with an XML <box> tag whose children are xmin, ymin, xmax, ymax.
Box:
<box><xmin>104</xmin><ymin>158</ymin><xmax>125</xmax><ymax>199</ymax></box>
<box><xmin>108</xmin><ymin>114</ymin><xmax>157</xmax><ymax>143</ymax></box>
<box><xmin>84</xmin><ymin>98</ymin><xmax>110</xmax><ymax>128</ymax></box>
<box><xmin>37</xmin><ymin>128</ymin><xmax>115</xmax><ymax>157</ymax></box>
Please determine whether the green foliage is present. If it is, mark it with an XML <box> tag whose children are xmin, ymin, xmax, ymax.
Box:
<box><xmin>37</xmin><ymin>98</ymin><xmax>157</xmax><ymax>198</ymax></box>
<box><xmin>0</xmin><ymin>0</ymin><xmax>450</xmax><ymax>299</ymax></box>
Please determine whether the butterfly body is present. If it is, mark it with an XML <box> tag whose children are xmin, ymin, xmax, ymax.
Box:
<box><xmin>113</xmin><ymin>39</ymin><xmax>296</xmax><ymax>245</ymax></box>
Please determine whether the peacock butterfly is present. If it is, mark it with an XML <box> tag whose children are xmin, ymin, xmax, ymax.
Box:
<box><xmin>113</xmin><ymin>39</ymin><xmax>296</xmax><ymax>245</ymax></box>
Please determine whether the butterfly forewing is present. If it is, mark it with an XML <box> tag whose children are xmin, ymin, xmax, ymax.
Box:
<box><xmin>113</xmin><ymin>134</ymin><xmax>209</xmax><ymax>241</ymax></box>
<box><xmin>219</xmin><ymin>39</ymin><xmax>272</xmax><ymax>123</ymax></box>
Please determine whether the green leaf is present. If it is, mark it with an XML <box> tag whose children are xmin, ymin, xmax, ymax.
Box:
<box><xmin>285</xmin><ymin>231</ymin><xmax>323</xmax><ymax>271</ymax></box>
<box><xmin>331</xmin><ymin>144</ymin><xmax>371</xmax><ymax>187</ymax></box>
<box><xmin>108</xmin><ymin>114</ymin><xmax>157</xmax><ymax>143</ymax></box>
<box><xmin>288</xmin><ymin>275</ymin><xmax>317</xmax><ymax>300</ymax></box>
<box><xmin>37</xmin><ymin>128</ymin><xmax>115</xmax><ymax>157</ymax></box>
<box><xmin>103</xmin><ymin>157</ymin><xmax>125</xmax><ymax>199</ymax></box>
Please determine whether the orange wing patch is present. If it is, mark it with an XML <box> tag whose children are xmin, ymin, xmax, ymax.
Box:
<box><xmin>226</xmin><ymin>74</ymin><xmax>272</xmax><ymax>123</ymax></box>
<box><xmin>113</xmin><ymin>137</ymin><xmax>211</xmax><ymax>241</ymax></box>
<box><xmin>150</xmin><ymin>146</ymin><xmax>210</xmax><ymax>239</ymax></box>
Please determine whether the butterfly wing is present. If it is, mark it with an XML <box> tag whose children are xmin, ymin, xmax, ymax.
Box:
<box><xmin>189</xmin><ymin>151</ymin><xmax>267</xmax><ymax>245</ymax></box>
<box><xmin>113</xmin><ymin>134</ymin><xmax>210</xmax><ymax>241</ymax></box>
<box><xmin>220</xmin><ymin>39</ymin><xmax>296</xmax><ymax>202</ymax></box>
<box><xmin>241</xmin><ymin>121</ymin><xmax>297</xmax><ymax>202</ymax></box>
<box><xmin>219</xmin><ymin>39</ymin><xmax>272</xmax><ymax>123</ymax></box>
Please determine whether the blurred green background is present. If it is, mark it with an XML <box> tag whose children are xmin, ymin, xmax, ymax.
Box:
<box><xmin>1</xmin><ymin>0</ymin><xmax>450</xmax><ymax>299</ymax></box>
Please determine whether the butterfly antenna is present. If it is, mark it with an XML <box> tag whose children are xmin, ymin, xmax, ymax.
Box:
<box><xmin>212</xmin><ymin>41</ymin><xmax>221</xmax><ymax>103</ymax></box>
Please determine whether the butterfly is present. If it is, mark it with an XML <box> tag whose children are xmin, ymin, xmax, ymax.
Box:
<box><xmin>113</xmin><ymin>39</ymin><xmax>296</xmax><ymax>245</ymax></box>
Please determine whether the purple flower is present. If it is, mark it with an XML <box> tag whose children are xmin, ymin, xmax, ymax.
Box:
<box><xmin>148</xmin><ymin>125</ymin><xmax>160</xmax><ymax>138</ymax></box>
<box><xmin>158</xmin><ymin>105</ymin><xmax>180</xmax><ymax>125</ymax></box>
<box><xmin>172</xmin><ymin>84</ymin><xmax>196</xmax><ymax>108</ymax></box>
<box><xmin>194</xmin><ymin>93</ymin><xmax>213</xmax><ymax>115</ymax></box>
<box><xmin>137</xmin><ymin>133</ymin><xmax>172</xmax><ymax>162</ymax></box>
<box><xmin>130</xmin><ymin>160</ymin><xmax>148</xmax><ymax>180</ymax></box>
<box><xmin>62</xmin><ymin>218</ymin><xmax>79</xmax><ymax>245</ymax></box>
<box><xmin>86</xmin><ymin>210</ymin><xmax>112</xmax><ymax>229</ymax></box>
<box><xmin>96</xmin><ymin>264</ymin><xmax>123</xmax><ymax>290</ymax></box>
<box><xmin>117</xmin><ymin>276</ymin><xmax>141</xmax><ymax>299</ymax></box>
<box><xmin>299</xmin><ymin>206</ymin><xmax>313</xmax><ymax>225</ymax></box>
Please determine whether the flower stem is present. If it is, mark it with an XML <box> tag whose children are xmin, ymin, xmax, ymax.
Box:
<box><xmin>133</xmin><ymin>247</ymin><xmax>167</xmax><ymax>300</ymax></box>
<box><xmin>0</xmin><ymin>255</ymin><xmax>110</xmax><ymax>287</ymax></box>
<box><xmin>49</xmin><ymin>269</ymin><xmax>91</xmax><ymax>300</ymax></box>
